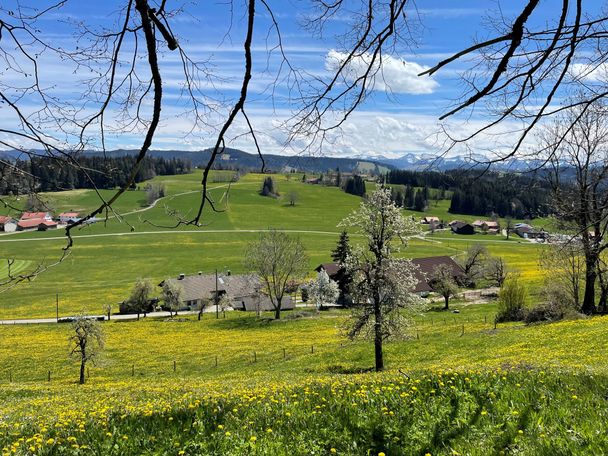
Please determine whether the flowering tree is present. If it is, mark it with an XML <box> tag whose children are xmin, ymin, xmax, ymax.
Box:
<box><xmin>339</xmin><ymin>187</ymin><xmax>423</xmax><ymax>372</ymax></box>
<box><xmin>308</xmin><ymin>270</ymin><xmax>340</xmax><ymax>310</ymax></box>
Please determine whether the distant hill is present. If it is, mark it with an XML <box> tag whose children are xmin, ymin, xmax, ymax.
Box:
<box><xmin>0</xmin><ymin>148</ymin><xmax>392</xmax><ymax>174</ymax></box>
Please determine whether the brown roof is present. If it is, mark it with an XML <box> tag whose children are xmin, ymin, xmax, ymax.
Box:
<box><xmin>410</xmin><ymin>256</ymin><xmax>465</xmax><ymax>293</ymax></box>
<box><xmin>315</xmin><ymin>263</ymin><xmax>342</xmax><ymax>277</ymax></box>
<box><xmin>161</xmin><ymin>273</ymin><xmax>262</xmax><ymax>303</ymax></box>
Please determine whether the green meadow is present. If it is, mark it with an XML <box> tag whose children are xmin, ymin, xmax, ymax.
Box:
<box><xmin>0</xmin><ymin>172</ymin><xmax>546</xmax><ymax>319</ymax></box>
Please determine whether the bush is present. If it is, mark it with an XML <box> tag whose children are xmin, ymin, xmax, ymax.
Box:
<box><xmin>495</xmin><ymin>275</ymin><xmax>528</xmax><ymax>323</ymax></box>
<box><xmin>525</xmin><ymin>283</ymin><xmax>581</xmax><ymax>324</ymax></box>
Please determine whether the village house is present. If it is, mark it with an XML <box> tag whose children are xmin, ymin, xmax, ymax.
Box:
<box><xmin>315</xmin><ymin>255</ymin><xmax>465</xmax><ymax>296</ymax></box>
<box><xmin>159</xmin><ymin>272</ymin><xmax>294</xmax><ymax>312</ymax></box>
<box><xmin>0</xmin><ymin>216</ymin><xmax>17</xmax><ymax>232</ymax></box>
<box><xmin>58</xmin><ymin>212</ymin><xmax>81</xmax><ymax>224</ymax></box>
<box><xmin>17</xmin><ymin>219</ymin><xmax>58</xmax><ymax>231</ymax></box>
<box><xmin>450</xmin><ymin>221</ymin><xmax>475</xmax><ymax>235</ymax></box>
<box><xmin>20</xmin><ymin>211</ymin><xmax>53</xmax><ymax>222</ymax></box>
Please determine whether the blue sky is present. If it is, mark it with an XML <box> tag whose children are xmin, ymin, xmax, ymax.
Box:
<box><xmin>1</xmin><ymin>1</ymin><xmax>605</xmax><ymax>158</ymax></box>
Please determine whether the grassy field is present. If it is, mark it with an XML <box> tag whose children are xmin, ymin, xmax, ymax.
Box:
<box><xmin>0</xmin><ymin>172</ymin><xmax>547</xmax><ymax>319</ymax></box>
<box><xmin>1</xmin><ymin>306</ymin><xmax>608</xmax><ymax>454</ymax></box>
<box><xmin>0</xmin><ymin>171</ymin><xmax>604</xmax><ymax>455</ymax></box>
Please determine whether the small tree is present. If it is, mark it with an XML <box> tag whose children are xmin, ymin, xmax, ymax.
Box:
<box><xmin>308</xmin><ymin>270</ymin><xmax>340</xmax><ymax>310</ymax></box>
<box><xmin>495</xmin><ymin>274</ymin><xmax>528</xmax><ymax>323</ymax></box>
<box><xmin>505</xmin><ymin>217</ymin><xmax>514</xmax><ymax>240</ymax></box>
<box><xmin>245</xmin><ymin>230</ymin><xmax>309</xmax><ymax>319</ymax></box>
<box><xmin>340</xmin><ymin>187</ymin><xmax>423</xmax><ymax>372</ymax></box>
<box><xmin>68</xmin><ymin>316</ymin><xmax>104</xmax><ymax>385</ymax></box>
<box><xmin>486</xmin><ymin>256</ymin><xmax>509</xmax><ymax>287</ymax></box>
<box><xmin>287</xmin><ymin>191</ymin><xmax>298</xmax><ymax>206</ymax></box>
<box><xmin>459</xmin><ymin>244</ymin><xmax>487</xmax><ymax>286</ymax></box>
<box><xmin>161</xmin><ymin>280</ymin><xmax>183</xmax><ymax>317</ymax></box>
<box><xmin>218</xmin><ymin>293</ymin><xmax>232</xmax><ymax>318</ymax></box>
<box><xmin>430</xmin><ymin>264</ymin><xmax>459</xmax><ymax>310</ymax></box>
<box><xmin>127</xmin><ymin>278</ymin><xmax>154</xmax><ymax>320</ymax></box>
<box><xmin>260</xmin><ymin>177</ymin><xmax>278</xmax><ymax>197</ymax></box>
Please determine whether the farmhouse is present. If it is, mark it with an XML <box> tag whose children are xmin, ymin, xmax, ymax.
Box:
<box><xmin>58</xmin><ymin>212</ymin><xmax>81</xmax><ymax>224</ymax></box>
<box><xmin>159</xmin><ymin>272</ymin><xmax>294</xmax><ymax>312</ymax></box>
<box><xmin>20</xmin><ymin>211</ymin><xmax>53</xmax><ymax>222</ymax></box>
<box><xmin>450</xmin><ymin>221</ymin><xmax>475</xmax><ymax>235</ymax></box>
<box><xmin>17</xmin><ymin>219</ymin><xmax>58</xmax><ymax>231</ymax></box>
<box><xmin>0</xmin><ymin>216</ymin><xmax>17</xmax><ymax>232</ymax></box>
<box><xmin>315</xmin><ymin>256</ymin><xmax>465</xmax><ymax>295</ymax></box>
<box><xmin>410</xmin><ymin>256</ymin><xmax>465</xmax><ymax>293</ymax></box>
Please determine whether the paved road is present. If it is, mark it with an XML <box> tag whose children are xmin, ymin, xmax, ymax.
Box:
<box><xmin>0</xmin><ymin>308</ymin><xmax>211</xmax><ymax>325</ymax></box>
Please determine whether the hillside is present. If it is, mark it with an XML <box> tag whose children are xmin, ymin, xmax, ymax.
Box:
<box><xmin>0</xmin><ymin>148</ymin><xmax>393</xmax><ymax>174</ymax></box>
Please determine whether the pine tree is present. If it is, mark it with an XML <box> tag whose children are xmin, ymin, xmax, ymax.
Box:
<box><xmin>331</xmin><ymin>231</ymin><xmax>352</xmax><ymax>264</ymax></box>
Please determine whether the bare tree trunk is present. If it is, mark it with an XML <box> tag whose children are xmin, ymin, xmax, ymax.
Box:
<box><xmin>374</xmin><ymin>298</ymin><xmax>383</xmax><ymax>372</ymax></box>
<box><xmin>274</xmin><ymin>298</ymin><xmax>282</xmax><ymax>320</ymax></box>
<box><xmin>79</xmin><ymin>360</ymin><xmax>86</xmax><ymax>385</ymax></box>
<box><xmin>582</xmin><ymin>257</ymin><xmax>597</xmax><ymax>314</ymax></box>
<box><xmin>443</xmin><ymin>295</ymin><xmax>449</xmax><ymax>310</ymax></box>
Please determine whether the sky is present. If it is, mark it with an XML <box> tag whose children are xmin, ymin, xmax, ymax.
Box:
<box><xmin>0</xmin><ymin>0</ymin><xmax>605</xmax><ymax>159</ymax></box>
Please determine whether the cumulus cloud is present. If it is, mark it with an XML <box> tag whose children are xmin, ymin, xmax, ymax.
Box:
<box><xmin>324</xmin><ymin>50</ymin><xmax>438</xmax><ymax>95</ymax></box>
<box><xmin>570</xmin><ymin>62</ymin><xmax>608</xmax><ymax>82</ymax></box>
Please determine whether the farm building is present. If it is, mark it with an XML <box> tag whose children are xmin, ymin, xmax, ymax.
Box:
<box><xmin>410</xmin><ymin>256</ymin><xmax>465</xmax><ymax>293</ymax></box>
<box><xmin>315</xmin><ymin>256</ymin><xmax>465</xmax><ymax>295</ymax></box>
<box><xmin>58</xmin><ymin>212</ymin><xmax>81</xmax><ymax>224</ymax></box>
<box><xmin>20</xmin><ymin>212</ymin><xmax>53</xmax><ymax>222</ymax></box>
<box><xmin>0</xmin><ymin>216</ymin><xmax>17</xmax><ymax>232</ymax></box>
<box><xmin>17</xmin><ymin>219</ymin><xmax>58</xmax><ymax>231</ymax></box>
<box><xmin>450</xmin><ymin>221</ymin><xmax>475</xmax><ymax>235</ymax></box>
<box><xmin>159</xmin><ymin>272</ymin><xmax>294</xmax><ymax>312</ymax></box>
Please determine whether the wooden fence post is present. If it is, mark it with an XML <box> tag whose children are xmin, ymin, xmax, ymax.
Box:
<box><xmin>47</xmin><ymin>371</ymin><xmax>51</xmax><ymax>382</ymax></box>
<box><xmin>215</xmin><ymin>355</ymin><xmax>218</xmax><ymax>368</ymax></box>
<box><xmin>311</xmin><ymin>345</ymin><xmax>314</xmax><ymax>354</ymax></box>
<box><xmin>253</xmin><ymin>351</ymin><xmax>257</xmax><ymax>363</ymax></box>
<box><xmin>460</xmin><ymin>324</ymin><xmax>464</xmax><ymax>336</ymax></box>
<box><xmin>131</xmin><ymin>364</ymin><xmax>135</xmax><ymax>377</ymax></box>
<box><xmin>283</xmin><ymin>348</ymin><xmax>286</xmax><ymax>359</ymax></box>
<box><xmin>173</xmin><ymin>360</ymin><xmax>176</xmax><ymax>373</ymax></box>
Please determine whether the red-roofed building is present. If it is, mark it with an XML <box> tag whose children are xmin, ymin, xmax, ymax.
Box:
<box><xmin>20</xmin><ymin>212</ymin><xmax>53</xmax><ymax>222</ymax></box>
<box><xmin>58</xmin><ymin>212</ymin><xmax>80</xmax><ymax>223</ymax></box>
<box><xmin>17</xmin><ymin>218</ymin><xmax>58</xmax><ymax>231</ymax></box>
<box><xmin>0</xmin><ymin>216</ymin><xmax>17</xmax><ymax>232</ymax></box>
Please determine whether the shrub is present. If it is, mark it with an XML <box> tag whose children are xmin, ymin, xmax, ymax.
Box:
<box><xmin>525</xmin><ymin>283</ymin><xmax>581</xmax><ymax>324</ymax></box>
<box><xmin>495</xmin><ymin>274</ymin><xmax>527</xmax><ymax>322</ymax></box>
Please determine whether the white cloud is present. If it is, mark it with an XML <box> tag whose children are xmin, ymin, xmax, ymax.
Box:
<box><xmin>324</xmin><ymin>50</ymin><xmax>438</xmax><ymax>95</ymax></box>
<box><xmin>570</xmin><ymin>62</ymin><xmax>608</xmax><ymax>82</ymax></box>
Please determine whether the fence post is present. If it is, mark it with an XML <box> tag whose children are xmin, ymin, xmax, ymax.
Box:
<box><xmin>460</xmin><ymin>324</ymin><xmax>464</xmax><ymax>336</ymax></box>
<box><xmin>47</xmin><ymin>371</ymin><xmax>51</xmax><ymax>382</ymax></box>
<box><xmin>215</xmin><ymin>355</ymin><xmax>218</xmax><ymax>368</ymax></box>
<box><xmin>416</xmin><ymin>330</ymin><xmax>419</xmax><ymax>340</ymax></box>
<box><xmin>9</xmin><ymin>370</ymin><xmax>12</xmax><ymax>382</ymax></box>
<box><xmin>484</xmin><ymin>315</ymin><xmax>487</xmax><ymax>324</ymax></box>
<box><xmin>311</xmin><ymin>345</ymin><xmax>314</xmax><ymax>354</ymax></box>
<box><xmin>253</xmin><ymin>351</ymin><xmax>257</xmax><ymax>363</ymax></box>
<box><xmin>131</xmin><ymin>364</ymin><xmax>135</xmax><ymax>377</ymax></box>
<box><xmin>283</xmin><ymin>348</ymin><xmax>286</xmax><ymax>359</ymax></box>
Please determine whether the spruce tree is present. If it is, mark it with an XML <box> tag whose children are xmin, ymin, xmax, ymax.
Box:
<box><xmin>331</xmin><ymin>230</ymin><xmax>352</xmax><ymax>264</ymax></box>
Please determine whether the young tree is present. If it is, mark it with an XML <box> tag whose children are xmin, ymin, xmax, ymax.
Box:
<box><xmin>68</xmin><ymin>316</ymin><xmax>104</xmax><ymax>385</ymax></box>
<box><xmin>459</xmin><ymin>244</ymin><xmax>488</xmax><ymax>287</ymax></box>
<box><xmin>504</xmin><ymin>217</ymin><xmax>514</xmax><ymax>240</ymax></box>
<box><xmin>308</xmin><ymin>270</ymin><xmax>340</xmax><ymax>310</ymax></box>
<box><xmin>331</xmin><ymin>231</ymin><xmax>352</xmax><ymax>264</ymax></box>
<box><xmin>496</xmin><ymin>274</ymin><xmax>528</xmax><ymax>323</ymax></box>
<box><xmin>161</xmin><ymin>280</ymin><xmax>183</xmax><ymax>317</ymax></box>
<box><xmin>287</xmin><ymin>191</ymin><xmax>298</xmax><ymax>206</ymax></box>
<box><xmin>245</xmin><ymin>230</ymin><xmax>309</xmax><ymax>319</ymax></box>
<box><xmin>217</xmin><ymin>293</ymin><xmax>233</xmax><ymax>318</ymax></box>
<box><xmin>485</xmin><ymin>257</ymin><xmax>509</xmax><ymax>288</ymax></box>
<box><xmin>430</xmin><ymin>264</ymin><xmax>459</xmax><ymax>310</ymax></box>
<box><xmin>127</xmin><ymin>278</ymin><xmax>154</xmax><ymax>320</ymax></box>
<box><xmin>339</xmin><ymin>187</ymin><xmax>423</xmax><ymax>372</ymax></box>
<box><xmin>540</xmin><ymin>243</ymin><xmax>584</xmax><ymax>311</ymax></box>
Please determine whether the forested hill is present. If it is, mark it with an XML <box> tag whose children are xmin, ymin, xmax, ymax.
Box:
<box><xmin>0</xmin><ymin>148</ymin><xmax>392</xmax><ymax>174</ymax></box>
<box><xmin>386</xmin><ymin>169</ymin><xmax>551</xmax><ymax>219</ymax></box>
<box><xmin>0</xmin><ymin>155</ymin><xmax>192</xmax><ymax>194</ymax></box>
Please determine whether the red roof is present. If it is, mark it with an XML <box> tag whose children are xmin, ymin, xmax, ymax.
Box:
<box><xmin>21</xmin><ymin>212</ymin><xmax>49</xmax><ymax>220</ymax></box>
<box><xmin>17</xmin><ymin>218</ymin><xmax>57</xmax><ymax>228</ymax></box>
<box><xmin>59</xmin><ymin>212</ymin><xmax>79</xmax><ymax>217</ymax></box>
<box><xmin>0</xmin><ymin>216</ymin><xmax>14</xmax><ymax>224</ymax></box>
